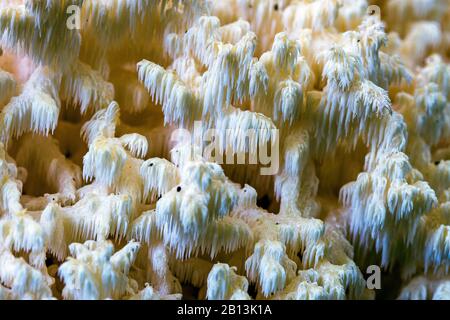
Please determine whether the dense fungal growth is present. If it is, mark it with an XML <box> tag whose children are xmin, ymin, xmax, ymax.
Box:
<box><xmin>0</xmin><ymin>0</ymin><xmax>449</xmax><ymax>300</ymax></box>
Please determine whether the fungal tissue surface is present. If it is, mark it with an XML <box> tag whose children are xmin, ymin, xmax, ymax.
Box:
<box><xmin>0</xmin><ymin>0</ymin><xmax>449</xmax><ymax>300</ymax></box>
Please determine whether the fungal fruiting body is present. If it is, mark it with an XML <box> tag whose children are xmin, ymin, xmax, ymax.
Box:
<box><xmin>0</xmin><ymin>0</ymin><xmax>449</xmax><ymax>300</ymax></box>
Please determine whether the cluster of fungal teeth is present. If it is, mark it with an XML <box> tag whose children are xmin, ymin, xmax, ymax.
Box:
<box><xmin>0</xmin><ymin>0</ymin><xmax>449</xmax><ymax>300</ymax></box>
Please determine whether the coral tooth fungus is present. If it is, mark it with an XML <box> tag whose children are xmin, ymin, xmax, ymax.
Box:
<box><xmin>0</xmin><ymin>0</ymin><xmax>449</xmax><ymax>300</ymax></box>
